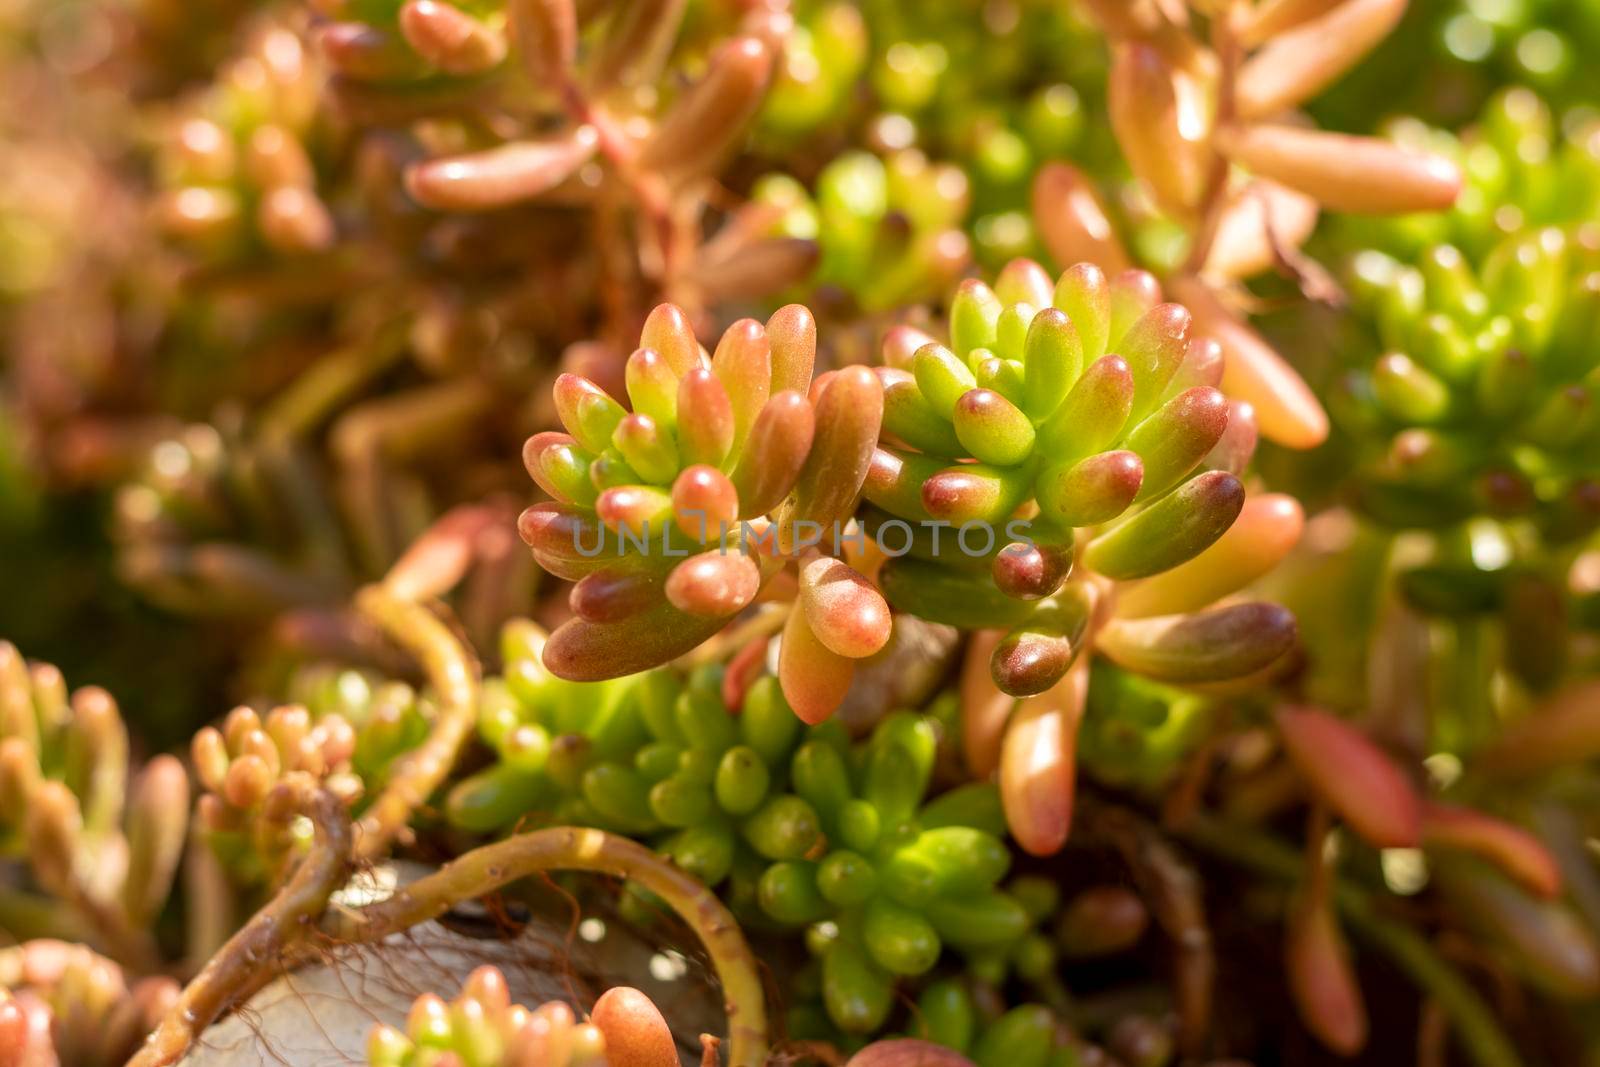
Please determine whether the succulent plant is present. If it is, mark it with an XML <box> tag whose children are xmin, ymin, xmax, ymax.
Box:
<box><xmin>0</xmin><ymin>644</ymin><xmax>188</xmax><ymax>972</ymax></box>
<box><xmin>367</xmin><ymin>967</ymin><xmax>682</xmax><ymax>1067</ymax></box>
<box><xmin>153</xmin><ymin>19</ymin><xmax>333</xmax><ymax>261</ymax></box>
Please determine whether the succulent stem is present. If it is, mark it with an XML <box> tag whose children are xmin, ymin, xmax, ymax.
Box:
<box><xmin>129</xmin><ymin>779</ymin><xmax>352</xmax><ymax>1067</ymax></box>
<box><xmin>323</xmin><ymin>826</ymin><xmax>769</xmax><ymax>1067</ymax></box>
<box><xmin>352</xmin><ymin>584</ymin><xmax>481</xmax><ymax>861</ymax></box>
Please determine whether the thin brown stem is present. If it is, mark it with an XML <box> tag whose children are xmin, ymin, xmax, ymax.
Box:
<box><xmin>1078</xmin><ymin>798</ymin><xmax>1214</xmax><ymax>1058</ymax></box>
<box><xmin>128</xmin><ymin>780</ymin><xmax>351</xmax><ymax>1067</ymax></box>
<box><xmin>351</xmin><ymin>585</ymin><xmax>481</xmax><ymax>862</ymax></box>
<box><xmin>322</xmin><ymin>826</ymin><xmax>768</xmax><ymax>1067</ymax></box>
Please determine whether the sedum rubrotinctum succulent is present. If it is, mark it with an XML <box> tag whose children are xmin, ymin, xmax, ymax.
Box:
<box><xmin>862</xmin><ymin>260</ymin><xmax>1303</xmax><ymax>856</ymax></box>
<box><xmin>520</xmin><ymin>301</ymin><xmax>896</xmax><ymax>725</ymax></box>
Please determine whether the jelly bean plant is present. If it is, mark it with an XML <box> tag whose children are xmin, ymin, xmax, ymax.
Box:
<box><xmin>7</xmin><ymin>2</ymin><xmax>1600</xmax><ymax>1067</ymax></box>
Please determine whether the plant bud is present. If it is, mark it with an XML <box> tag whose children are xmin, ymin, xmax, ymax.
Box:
<box><xmin>709</xmin><ymin>319</ymin><xmax>771</xmax><ymax>451</ymax></box>
<box><xmin>1033</xmin><ymin>165</ymin><xmax>1129</xmax><ymax>275</ymax></box>
<box><xmin>992</xmin><ymin>593</ymin><xmax>1093</xmax><ymax>697</ymax></box>
<box><xmin>779</xmin><ymin>607</ymin><xmax>856</xmax><ymax>724</ymax></box>
<box><xmin>553</xmin><ymin>374</ymin><xmax>626</xmax><ymax>455</ymax></box>
<box><xmin>1001</xmin><ymin>664</ymin><xmax>1086</xmax><ymax>855</ymax></box>
<box><xmin>626</xmin><ymin>348</ymin><xmax>679</xmax><ymax>428</ymax></box>
<box><xmin>1037</xmin><ymin>450</ymin><xmax>1144</xmax><ymax>527</ymax></box>
<box><xmin>1109</xmin><ymin>45</ymin><xmax>1206</xmax><ymax>217</ymax></box>
<box><xmin>879</xmin><ymin>370</ymin><xmax>961</xmax><ymax>458</ymax></box>
<box><xmin>920</xmin><ymin>464</ymin><xmax>1031</xmax><ymax>526</ymax></box>
<box><xmin>1372</xmin><ymin>353</ymin><xmax>1450</xmax><ymax>423</ymax></box>
<box><xmin>399</xmin><ymin>0</ymin><xmax>506</xmax><ymax>75</ymax></box>
<box><xmin>222</xmin><ymin>752</ymin><xmax>274</xmax><ymax>809</ymax></box>
<box><xmin>25</xmin><ymin>781</ymin><xmax>81</xmax><ymax>896</ymax></box>
<box><xmin>1215</xmin><ymin>124</ymin><xmax>1461</xmax><ymax>214</ymax></box>
<box><xmin>1020</xmin><ymin>308</ymin><xmax>1083</xmax><ymax>421</ymax></box>
<box><xmin>992</xmin><ymin>541</ymin><xmax>1073</xmax><ymax>601</ymax></box>
<box><xmin>407</xmin><ymin>128</ymin><xmax>599</xmax><ymax>213</ymax></box>
<box><xmin>191</xmin><ymin>727</ymin><xmax>230</xmax><ymax>794</ymax></box>
<box><xmin>640</xmin><ymin>303</ymin><xmax>703</xmax><ymax>379</ymax></box>
<box><xmin>519</xmin><ymin>503</ymin><xmax>629</xmax><ymax>578</ymax></box>
<box><xmin>1082</xmin><ymin>470</ymin><xmax>1245</xmax><ymax>579</ymax></box>
<box><xmin>914</xmin><ymin>343</ymin><xmax>978</xmax><ymax>418</ymax></box>
<box><xmin>1057</xmin><ymin>885</ymin><xmax>1149</xmax><ymax>957</ymax></box>
<box><xmin>596</xmin><ymin>485</ymin><xmax>673</xmax><ymax>539</ymax></box>
<box><xmin>676</xmin><ymin>368</ymin><xmax>736</xmax><ymax>469</ymax></box>
<box><xmin>1237</xmin><ymin>0</ymin><xmax>1405</xmax><ymax>120</ymax></box>
<box><xmin>665</xmin><ymin>551</ymin><xmax>760</xmax><ymax>617</ymax></box>
<box><xmin>787</xmin><ymin>367</ymin><xmax>882</xmax><ymax>543</ymax></box>
<box><xmin>509</xmin><ymin>0</ymin><xmax>575</xmax><ymax>88</ymax></box>
<box><xmin>824</xmin><ymin>939</ymin><xmax>894</xmax><ymax>1034</ymax></box>
<box><xmin>953</xmin><ymin>389</ymin><xmax>1035</xmax><ymax>466</ymax></box>
<box><xmin>973</xmin><ymin>1005</ymin><xmax>1055</xmax><ymax>1066</ymax></box>
<box><xmin>640</xmin><ymin>36</ymin><xmax>773</xmax><ymax>186</ymax></box>
<box><xmin>671</xmin><ymin>465</ymin><xmax>739</xmax><ymax>541</ymax></box>
<box><xmin>766</xmin><ymin>304</ymin><xmax>817</xmax><ymax>395</ymax></box>
<box><xmin>951</xmin><ymin>280</ymin><xmax>1004</xmax><ymax>355</ymax></box>
<box><xmin>1037</xmin><ymin>354</ymin><xmax>1135</xmax><ymax>457</ymax></box>
<box><xmin>524</xmin><ymin>432</ymin><xmax>596</xmax><ymax>505</ymax></box>
<box><xmin>1274</xmin><ymin>706</ymin><xmax>1421</xmax><ymax>847</ymax></box>
<box><xmin>799</xmin><ymin>554</ymin><xmax>892</xmax><ymax>659</ymax></box>
<box><xmin>1098</xmin><ymin>602</ymin><xmax>1297</xmax><ymax>682</ymax></box>
<box><xmin>995</xmin><ymin>258</ymin><xmax>1055</xmax><ymax>310</ymax></box>
<box><xmin>590</xmin><ymin>987</ymin><xmax>676</xmax><ymax>1067</ymax></box>
<box><xmin>0</xmin><ymin>738</ymin><xmax>37</xmax><ymax>817</ymax></box>
<box><xmin>317</xmin><ymin>22</ymin><xmax>424</xmax><ymax>81</ymax></box>
<box><xmin>123</xmin><ymin>755</ymin><xmax>189</xmax><ymax>924</ymax></box>
<box><xmin>1117</xmin><ymin>493</ymin><xmax>1303</xmax><ymax>617</ymax></box>
<box><xmin>1052</xmin><ymin>262</ymin><xmax>1113</xmax><ymax>359</ymax></box>
<box><xmin>732</xmin><ymin>391</ymin><xmax>815</xmax><ymax>518</ymax></box>
<box><xmin>1125</xmin><ymin>386</ymin><xmax>1230</xmax><ymax>501</ymax></box>
<box><xmin>612</xmin><ymin>414</ymin><xmax>679</xmax><ymax>485</ymax></box>
<box><xmin>1285</xmin><ymin>893</ymin><xmax>1368</xmax><ymax>1056</ymax></box>
<box><xmin>1118</xmin><ymin>303</ymin><xmax>1193</xmax><ymax>425</ymax></box>
<box><xmin>570</xmin><ymin>570</ymin><xmax>661</xmax><ymax>623</ymax></box>
<box><xmin>1422</xmin><ymin>803</ymin><xmax>1562</xmax><ymax>899</ymax></box>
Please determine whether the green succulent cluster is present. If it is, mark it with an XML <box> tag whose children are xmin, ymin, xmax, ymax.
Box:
<box><xmin>915</xmin><ymin>983</ymin><xmax>1172</xmax><ymax>1067</ymax></box>
<box><xmin>1343</xmin><ymin>225</ymin><xmax>1600</xmax><ymax>538</ymax></box>
<box><xmin>758</xmin><ymin>0</ymin><xmax>1105</xmax><ymax>271</ymax></box>
<box><xmin>754</xmin><ymin>715</ymin><xmax>1027</xmax><ymax>1034</ymax></box>
<box><xmin>1076</xmin><ymin>662</ymin><xmax>1210</xmax><ymax>792</ymax></box>
<box><xmin>755</xmin><ymin>149</ymin><xmax>972</xmax><ymax>314</ymax></box>
<box><xmin>868</xmin><ymin>260</ymin><xmax>1294</xmax><ymax>696</ymax></box>
<box><xmin>447</xmin><ymin>622</ymin><xmax>1032</xmax><ymax>1036</ymax></box>
<box><xmin>1349</xmin><ymin>89</ymin><xmax>1600</xmax><ymax>261</ymax></box>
